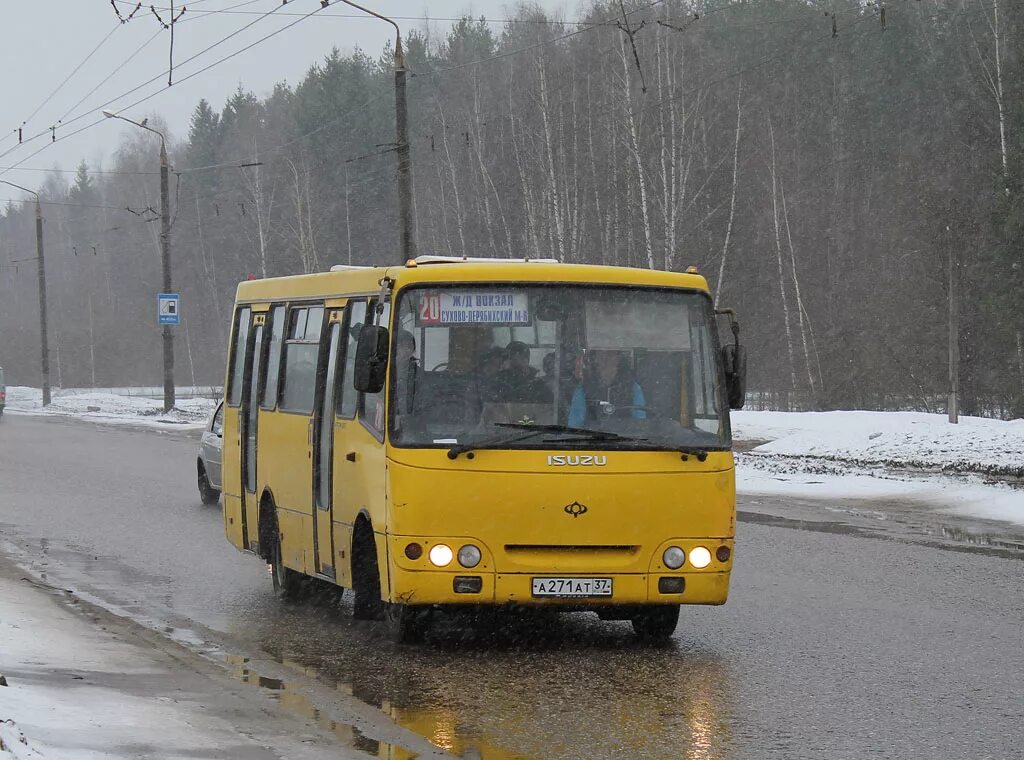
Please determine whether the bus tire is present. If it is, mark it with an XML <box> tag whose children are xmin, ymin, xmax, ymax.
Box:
<box><xmin>386</xmin><ymin>603</ymin><xmax>428</xmax><ymax>644</ymax></box>
<box><xmin>197</xmin><ymin>462</ymin><xmax>219</xmax><ymax>505</ymax></box>
<box><xmin>631</xmin><ymin>605</ymin><xmax>680</xmax><ymax>642</ymax></box>
<box><xmin>262</xmin><ymin>497</ymin><xmax>303</xmax><ymax>600</ymax></box>
<box><xmin>352</xmin><ymin>522</ymin><xmax>384</xmax><ymax>621</ymax></box>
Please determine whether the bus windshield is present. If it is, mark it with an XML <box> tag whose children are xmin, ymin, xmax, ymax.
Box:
<box><xmin>389</xmin><ymin>284</ymin><xmax>730</xmax><ymax>451</ymax></box>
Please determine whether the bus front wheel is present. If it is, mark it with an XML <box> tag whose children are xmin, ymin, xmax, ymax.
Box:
<box><xmin>386</xmin><ymin>603</ymin><xmax>428</xmax><ymax>644</ymax></box>
<box><xmin>352</xmin><ymin>523</ymin><xmax>384</xmax><ymax>621</ymax></box>
<box><xmin>631</xmin><ymin>605</ymin><xmax>680</xmax><ymax>642</ymax></box>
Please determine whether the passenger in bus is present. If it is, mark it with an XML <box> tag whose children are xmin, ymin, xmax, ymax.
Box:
<box><xmin>394</xmin><ymin>330</ymin><xmax>419</xmax><ymax>414</ymax></box>
<box><xmin>542</xmin><ymin>352</ymin><xmax>558</xmax><ymax>394</ymax></box>
<box><xmin>542</xmin><ymin>350</ymin><xmax>579</xmax><ymax>423</ymax></box>
<box><xmin>498</xmin><ymin>341</ymin><xmax>552</xmax><ymax>404</ymax></box>
<box><xmin>567</xmin><ymin>350</ymin><xmax>646</xmax><ymax>427</ymax></box>
<box><xmin>464</xmin><ymin>345</ymin><xmax>508</xmax><ymax>418</ymax></box>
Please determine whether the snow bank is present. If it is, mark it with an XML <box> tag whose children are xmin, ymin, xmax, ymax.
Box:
<box><xmin>4</xmin><ymin>387</ymin><xmax>217</xmax><ymax>431</ymax></box>
<box><xmin>732</xmin><ymin>409</ymin><xmax>1024</xmax><ymax>477</ymax></box>
<box><xmin>0</xmin><ymin>720</ymin><xmax>44</xmax><ymax>759</ymax></box>
<box><xmin>732</xmin><ymin>409</ymin><xmax>1024</xmax><ymax>526</ymax></box>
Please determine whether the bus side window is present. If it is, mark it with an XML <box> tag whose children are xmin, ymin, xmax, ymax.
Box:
<box><xmin>227</xmin><ymin>307</ymin><xmax>251</xmax><ymax>407</ymax></box>
<box><xmin>261</xmin><ymin>305</ymin><xmax>285</xmax><ymax>410</ymax></box>
<box><xmin>279</xmin><ymin>305</ymin><xmax>324</xmax><ymax>414</ymax></box>
<box><xmin>338</xmin><ymin>301</ymin><xmax>365</xmax><ymax>419</ymax></box>
<box><xmin>359</xmin><ymin>299</ymin><xmax>390</xmax><ymax>438</ymax></box>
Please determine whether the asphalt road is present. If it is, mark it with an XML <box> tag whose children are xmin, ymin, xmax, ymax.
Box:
<box><xmin>1</xmin><ymin>414</ymin><xmax>1022</xmax><ymax>759</ymax></box>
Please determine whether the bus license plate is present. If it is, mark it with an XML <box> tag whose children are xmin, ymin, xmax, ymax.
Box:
<box><xmin>531</xmin><ymin>577</ymin><xmax>612</xmax><ymax>598</ymax></box>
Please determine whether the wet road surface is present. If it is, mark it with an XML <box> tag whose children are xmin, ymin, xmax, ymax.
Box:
<box><xmin>1</xmin><ymin>414</ymin><xmax>1023</xmax><ymax>759</ymax></box>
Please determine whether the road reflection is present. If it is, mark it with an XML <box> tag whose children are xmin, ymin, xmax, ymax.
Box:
<box><xmin>227</xmin><ymin>591</ymin><xmax>737</xmax><ymax>759</ymax></box>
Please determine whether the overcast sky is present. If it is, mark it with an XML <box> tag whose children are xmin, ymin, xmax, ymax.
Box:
<box><xmin>0</xmin><ymin>0</ymin><xmax>571</xmax><ymax>191</ymax></box>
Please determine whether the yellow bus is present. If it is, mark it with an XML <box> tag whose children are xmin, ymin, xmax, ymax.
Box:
<box><xmin>221</xmin><ymin>257</ymin><xmax>746</xmax><ymax>642</ymax></box>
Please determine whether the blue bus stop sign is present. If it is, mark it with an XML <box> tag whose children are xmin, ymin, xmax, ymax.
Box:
<box><xmin>158</xmin><ymin>293</ymin><xmax>180</xmax><ymax>325</ymax></box>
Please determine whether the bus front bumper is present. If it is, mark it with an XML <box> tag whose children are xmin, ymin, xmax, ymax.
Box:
<box><xmin>388</xmin><ymin>567</ymin><xmax>731</xmax><ymax>607</ymax></box>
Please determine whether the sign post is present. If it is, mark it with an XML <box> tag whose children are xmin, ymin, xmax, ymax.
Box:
<box><xmin>158</xmin><ymin>293</ymin><xmax>180</xmax><ymax>326</ymax></box>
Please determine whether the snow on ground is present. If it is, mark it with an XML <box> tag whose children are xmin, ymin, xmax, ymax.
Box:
<box><xmin>732</xmin><ymin>409</ymin><xmax>1024</xmax><ymax>477</ymax></box>
<box><xmin>4</xmin><ymin>387</ymin><xmax>217</xmax><ymax>431</ymax></box>
<box><xmin>733</xmin><ymin>410</ymin><xmax>1024</xmax><ymax>526</ymax></box>
<box><xmin>0</xmin><ymin>720</ymin><xmax>44</xmax><ymax>760</ymax></box>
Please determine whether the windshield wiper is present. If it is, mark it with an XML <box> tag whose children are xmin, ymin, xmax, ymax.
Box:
<box><xmin>447</xmin><ymin>423</ymin><xmax>713</xmax><ymax>461</ymax></box>
<box><xmin>493</xmin><ymin>422</ymin><xmax>633</xmax><ymax>438</ymax></box>
<box><xmin>447</xmin><ymin>427</ymin><xmax>553</xmax><ymax>459</ymax></box>
<box><xmin>447</xmin><ymin>423</ymin><xmax>634</xmax><ymax>459</ymax></box>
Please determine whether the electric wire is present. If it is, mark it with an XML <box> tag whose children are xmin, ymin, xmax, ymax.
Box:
<box><xmin>0</xmin><ymin>0</ymin><xmax>305</xmax><ymax>171</ymax></box>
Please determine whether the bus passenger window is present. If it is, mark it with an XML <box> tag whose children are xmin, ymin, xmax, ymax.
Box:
<box><xmin>261</xmin><ymin>305</ymin><xmax>285</xmax><ymax>410</ymax></box>
<box><xmin>227</xmin><ymin>307</ymin><xmax>251</xmax><ymax>407</ymax></box>
<box><xmin>279</xmin><ymin>306</ymin><xmax>324</xmax><ymax>414</ymax></box>
<box><xmin>338</xmin><ymin>301</ymin><xmax>365</xmax><ymax>419</ymax></box>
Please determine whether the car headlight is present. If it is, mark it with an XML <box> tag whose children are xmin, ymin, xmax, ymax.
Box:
<box><xmin>662</xmin><ymin>546</ymin><xmax>686</xmax><ymax>569</ymax></box>
<box><xmin>457</xmin><ymin>544</ymin><xmax>481</xmax><ymax>568</ymax></box>
<box><xmin>688</xmin><ymin>546</ymin><xmax>712</xmax><ymax>569</ymax></box>
<box><xmin>429</xmin><ymin>544</ymin><xmax>453</xmax><ymax>567</ymax></box>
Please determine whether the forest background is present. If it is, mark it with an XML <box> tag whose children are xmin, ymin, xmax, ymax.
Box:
<box><xmin>1</xmin><ymin>0</ymin><xmax>1021</xmax><ymax>417</ymax></box>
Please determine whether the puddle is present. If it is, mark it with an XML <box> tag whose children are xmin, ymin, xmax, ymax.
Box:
<box><xmin>225</xmin><ymin>654</ymin><xmax>413</xmax><ymax>757</ymax></box>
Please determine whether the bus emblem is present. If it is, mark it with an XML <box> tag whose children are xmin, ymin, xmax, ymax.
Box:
<box><xmin>547</xmin><ymin>455</ymin><xmax>608</xmax><ymax>467</ymax></box>
<box><xmin>564</xmin><ymin>501</ymin><xmax>589</xmax><ymax>518</ymax></box>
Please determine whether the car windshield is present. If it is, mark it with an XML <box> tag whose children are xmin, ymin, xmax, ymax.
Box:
<box><xmin>389</xmin><ymin>284</ymin><xmax>729</xmax><ymax>450</ymax></box>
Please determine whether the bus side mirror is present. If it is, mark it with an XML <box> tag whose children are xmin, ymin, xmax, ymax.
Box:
<box><xmin>354</xmin><ymin>324</ymin><xmax>389</xmax><ymax>394</ymax></box>
<box><xmin>721</xmin><ymin>344</ymin><xmax>747</xmax><ymax>410</ymax></box>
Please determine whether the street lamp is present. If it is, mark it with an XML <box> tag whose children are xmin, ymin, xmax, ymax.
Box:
<box><xmin>102</xmin><ymin>109</ymin><xmax>175</xmax><ymax>412</ymax></box>
<box><xmin>336</xmin><ymin>1</ymin><xmax>415</xmax><ymax>263</ymax></box>
<box><xmin>0</xmin><ymin>179</ymin><xmax>51</xmax><ymax>406</ymax></box>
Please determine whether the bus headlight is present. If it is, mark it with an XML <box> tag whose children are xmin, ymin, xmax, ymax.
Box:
<box><xmin>429</xmin><ymin>544</ymin><xmax>453</xmax><ymax>567</ymax></box>
<box><xmin>662</xmin><ymin>546</ymin><xmax>686</xmax><ymax>569</ymax></box>
<box><xmin>688</xmin><ymin>546</ymin><xmax>712</xmax><ymax>569</ymax></box>
<box><xmin>457</xmin><ymin>544</ymin><xmax>481</xmax><ymax>568</ymax></box>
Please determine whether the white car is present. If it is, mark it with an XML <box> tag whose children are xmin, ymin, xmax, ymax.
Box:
<box><xmin>197</xmin><ymin>402</ymin><xmax>223</xmax><ymax>505</ymax></box>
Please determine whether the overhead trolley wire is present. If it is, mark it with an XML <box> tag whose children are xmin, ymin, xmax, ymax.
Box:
<box><xmin>0</xmin><ymin>1</ymin><xmax>326</xmax><ymax>180</ymax></box>
<box><xmin>0</xmin><ymin>0</ymin><xmax>308</xmax><ymax>172</ymax></box>
<box><xmin>24</xmin><ymin>23</ymin><xmax>123</xmax><ymax>128</ymax></box>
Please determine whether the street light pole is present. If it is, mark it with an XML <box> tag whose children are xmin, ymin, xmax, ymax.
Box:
<box><xmin>337</xmin><ymin>1</ymin><xmax>415</xmax><ymax>263</ymax></box>
<box><xmin>102</xmin><ymin>110</ymin><xmax>175</xmax><ymax>412</ymax></box>
<box><xmin>0</xmin><ymin>180</ymin><xmax>51</xmax><ymax>406</ymax></box>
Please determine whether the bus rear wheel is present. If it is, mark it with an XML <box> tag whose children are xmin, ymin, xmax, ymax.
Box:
<box><xmin>631</xmin><ymin>605</ymin><xmax>680</xmax><ymax>642</ymax></box>
<box><xmin>263</xmin><ymin>500</ymin><xmax>303</xmax><ymax>600</ymax></box>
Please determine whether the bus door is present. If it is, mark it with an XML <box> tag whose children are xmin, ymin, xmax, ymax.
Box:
<box><xmin>223</xmin><ymin>306</ymin><xmax>251</xmax><ymax>551</ymax></box>
<box><xmin>241</xmin><ymin>313</ymin><xmax>266</xmax><ymax>551</ymax></box>
<box><xmin>312</xmin><ymin>309</ymin><xmax>344</xmax><ymax>579</ymax></box>
<box><xmin>273</xmin><ymin>304</ymin><xmax>325</xmax><ymax>574</ymax></box>
<box><xmin>332</xmin><ymin>299</ymin><xmax>390</xmax><ymax>591</ymax></box>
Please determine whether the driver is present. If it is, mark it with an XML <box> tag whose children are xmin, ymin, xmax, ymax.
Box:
<box><xmin>567</xmin><ymin>350</ymin><xmax>646</xmax><ymax>427</ymax></box>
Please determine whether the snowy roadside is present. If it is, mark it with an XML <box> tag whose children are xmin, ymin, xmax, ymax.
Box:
<box><xmin>733</xmin><ymin>410</ymin><xmax>1024</xmax><ymax>526</ymax></box>
<box><xmin>0</xmin><ymin>565</ymin><xmax>364</xmax><ymax>760</ymax></box>
<box><xmin>3</xmin><ymin>387</ymin><xmax>217</xmax><ymax>431</ymax></box>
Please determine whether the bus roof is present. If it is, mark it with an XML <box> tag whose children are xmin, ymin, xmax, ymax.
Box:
<box><xmin>234</xmin><ymin>259</ymin><xmax>710</xmax><ymax>304</ymax></box>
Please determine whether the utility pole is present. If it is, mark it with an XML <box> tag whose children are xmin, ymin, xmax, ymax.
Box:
<box><xmin>159</xmin><ymin>138</ymin><xmax>174</xmax><ymax>412</ymax></box>
<box><xmin>338</xmin><ymin>1</ymin><xmax>415</xmax><ymax>263</ymax></box>
<box><xmin>394</xmin><ymin>36</ymin><xmax>414</xmax><ymax>263</ymax></box>
<box><xmin>947</xmin><ymin>224</ymin><xmax>959</xmax><ymax>424</ymax></box>
<box><xmin>0</xmin><ymin>180</ymin><xmax>51</xmax><ymax>406</ymax></box>
<box><xmin>102</xmin><ymin>110</ymin><xmax>175</xmax><ymax>411</ymax></box>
